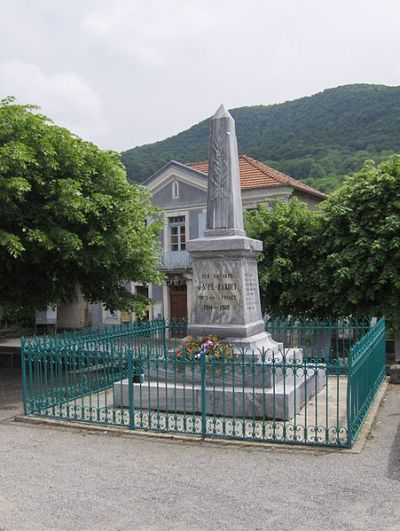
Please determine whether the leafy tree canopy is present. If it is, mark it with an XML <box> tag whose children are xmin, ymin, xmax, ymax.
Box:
<box><xmin>0</xmin><ymin>98</ymin><xmax>163</xmax><ymax>315</ymax></box>
<box><xmin>315</xmin><ymin>155</ymin><xmax>400</xmax><ymax>319</ymax></box>
<box><xmin>245</xmin><ymin>198</ymin><xmax>320</xmax><ymax>317</ymax></box>
<box><xmin>245</xmin><ymin>155</ymin><xmax>400</xmax><ymax>326</ymax></box>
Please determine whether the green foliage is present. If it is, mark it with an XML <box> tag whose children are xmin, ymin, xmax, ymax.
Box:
<box><xmin>301</xmin><ymin>175</ymin><xmax>343</xmax><ymax>194</ymax></box>
<box><xmin>0</xmin><ymin>304</ymin><xmax>34</xmax><ymax>329</ymax></box>
<box><xmin>245</xmin><ymin>199</ymin><xmax>320</xmax><ymax>316</ymax></box>
<box><xmin>121</xmin><ymin>84</ymin><xmax>400</xmax><ymax>190</ymax></box>
<box><xmin>0</xmin><ymin>98</ymin><xmax>163</xmax><ymax>315</ymax></box>
<box><xmin>315</xmin><ymin>155</ymin><xmax>400</xmax><ymax>319</ymax></box>
<box><xmin>246</xmin><ymin>155</ymin><xmax>400</xmax><ymax>324</ymax></box>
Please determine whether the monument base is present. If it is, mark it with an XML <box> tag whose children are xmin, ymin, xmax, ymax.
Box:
<box><xmin>113</xmin><ymin>369</ymin><xmax>326</xmax><ymax>422</ymax></box>
<box><xmin>184</xmin><ymin>329</ymin><xmax>282</xmax><ymax>362</ymax></box>
<box><xmin>225</xmin><ymin>330</ymin><xmax>282</xmax><ymax>357</ymax></box>
<box><xmin>187</xmin><ymin>319</ymin><xmax>265</xmax><ymax>341</ymax></box>
<box><xmin>113</xmin><ymin>347</ymin><xmax>326</xmax><ymax>421</ymax></box>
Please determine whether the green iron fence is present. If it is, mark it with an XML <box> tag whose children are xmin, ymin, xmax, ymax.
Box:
<box><xmin>347</xmin><ymin>317</ymin><xmax>386</xmax><ymax>445</ymax></box>
<box><xmin>21</xmin><ymin>317</ymin><xmax>385</xmax><ymax>448</ymax></box>
<box><xmin>264</xmin><ymin>316</ymin><xmax>372</xmax><ymax>365</ymax></box>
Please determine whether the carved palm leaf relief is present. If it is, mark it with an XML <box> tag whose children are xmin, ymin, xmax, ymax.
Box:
<box><xmin>210</xmin><ymin>134</ymin><xmax>229</xmax><ymax>199</ymax></box>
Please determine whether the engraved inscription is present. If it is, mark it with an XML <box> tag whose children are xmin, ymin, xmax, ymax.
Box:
<box><xmin>191</xmin><ymin>258</ymin><xmax>262</xmax><ymax>326</ymax></box>
<box><xmin>244</xmin><ymin>272</ymin><xmax>258</xmax><ymax>312</ymax></box>
<box><xmin>197</xmin><ymin>272</ymin><xmax>239</xmax><ymax>313</ymax></box>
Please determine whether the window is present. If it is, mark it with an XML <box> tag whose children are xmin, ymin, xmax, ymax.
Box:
<box><xmin>172</xmin><ymin>180</ymin><xmax>180</xmax><ymax>199</ymax></box>
<box><xmin>169</xmin><ymin>216</ymin><xmax>186</xmax><ymax>251</ymax></box>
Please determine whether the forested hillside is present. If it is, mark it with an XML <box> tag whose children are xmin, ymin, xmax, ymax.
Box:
<box><xmin>121</xmin><ymin>84</ymin><xmax>400</xmax><ymax>192</ymax></box>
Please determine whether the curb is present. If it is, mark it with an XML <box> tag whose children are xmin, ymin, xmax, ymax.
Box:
<box><xmin>350</xmin><ymin>378</ymin><xmax>389</xmax><ymax>453</ymax></box>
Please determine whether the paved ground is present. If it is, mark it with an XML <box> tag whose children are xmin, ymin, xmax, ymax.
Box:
<box><xmin>0</xmin><ymin>369</ymin><xmax>23</xmax><ymax>421</ymax></box>
<box><xmin>1</xmin><ymin>369</ymin><xmax>400</xmax><ymax>530</ymax></box>
<box><xmin>0</xmin><ymin>338</ymin><xmax>21</xmax><ymax>348</ymax></box>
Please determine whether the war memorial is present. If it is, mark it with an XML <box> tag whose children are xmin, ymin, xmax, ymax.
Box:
<box><xmin>111</xmin><ymin>104</ymin><xmax>325</xmax><ymax>420</ymax></box>
<box><xmin>20</xmin><ymin>107</ymin><xmax>386</xmax><ymax>448</ymax></box>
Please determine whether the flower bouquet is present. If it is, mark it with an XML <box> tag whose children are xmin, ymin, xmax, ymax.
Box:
<box><xmin>175</xmin><ymin>334</ymin><xmax>234</xmax><ymax>362</ymax></box>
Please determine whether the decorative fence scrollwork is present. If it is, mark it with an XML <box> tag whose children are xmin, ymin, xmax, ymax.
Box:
<box><xmin>21</xmin><ymin>317</ymin><xmax>385</xmax><ymax>448</ymax></box>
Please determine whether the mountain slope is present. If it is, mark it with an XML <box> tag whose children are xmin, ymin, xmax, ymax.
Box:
<box><xmin>121</xmin><ymin>84</ymin><xmax>400</xmax><ymax>192</ymax></box>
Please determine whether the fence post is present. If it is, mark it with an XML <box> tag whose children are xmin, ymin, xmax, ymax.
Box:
<box><xmin>21</xmin><ymin>336</ymin><xmax>27</xmax><ymax>415</ymax></box>
<box><xmin>127</xmin><ymin>348</ymin><xmax>135</xmax><ymax>430</ymax></box>
<box><xmin>394</xmin><ymin>318</ymin><xmax>400</xmax><ymax>362</ymax></box>
<box><xmin>163</xmin><ymin>320</ymin><xmax>168</xmax><ymax>357</ymax></box>
<box><xmin>346</xmin><ymin>342</ymin><xmax>353</xmax><ymax>446</ymax></box>
<box><xmin>200</xmin><ymin>349</ymin><xmax>207</xmax><ymax>436</ymax></box>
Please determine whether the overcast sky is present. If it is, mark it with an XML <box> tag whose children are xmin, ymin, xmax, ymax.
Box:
<box><xmin>1</xmin><ymin>0</ymin><xmax>399</xmax><ymax>152</ymax></box>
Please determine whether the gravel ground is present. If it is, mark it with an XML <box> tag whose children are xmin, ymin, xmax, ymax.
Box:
<box><xmin>0</xmin><ymin>369</ymin><xmax>23</xmax><ymax>421</ymax></box>
<box><xmin>0</xmin><ymin>370</ymin><xmax>400</xmax><ymax>530</ymax></box>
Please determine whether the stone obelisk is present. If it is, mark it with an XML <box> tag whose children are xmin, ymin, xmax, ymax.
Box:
<box><xmin>187</xmin><ymin>105</ymin><xmax>280</xmax><ymax>353</ymax></box>
<box><xmin>113</xmin><ymin>105</ymin><xmax>323</xmax><ymax>417</ymax></box>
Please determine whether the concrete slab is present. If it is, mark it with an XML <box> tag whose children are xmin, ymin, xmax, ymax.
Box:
<box><xmin>113</xmin><ymin>367</ymin><xmax>326</xmax><ymax>421</ymax></box>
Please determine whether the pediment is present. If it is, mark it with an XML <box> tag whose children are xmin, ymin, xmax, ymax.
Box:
<box><xmin>144</xmin><ymin>161</ymin><xmax>208</xmax><ymax>194</ymax></box>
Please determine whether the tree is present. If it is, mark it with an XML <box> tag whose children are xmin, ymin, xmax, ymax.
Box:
<box><xmin>244</xmin><ymin>198</ymin><xmax>319</xmax><ymax>316</ymax></box>
<box><xmin>315</xmin><ymin>156</ymin><xmax>400</xmax><ymax>358</ymax></box>
<box><xmin>0</xmin><ymin>98</ymin><xmax>163</xmax><ymax>316</ymax></box>
<box><xmin>246</xmin><ymin>156</ymin><xmax>400</xmax><ymax>357</ymax></box>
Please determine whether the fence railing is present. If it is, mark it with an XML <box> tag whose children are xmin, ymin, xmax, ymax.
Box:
<box><xmin>21</xmin><ymin>317</ymin><xmax>386</xmax><ymax>448</ymax></box>
<box><xmin>347</xmin><ymin>317</ymin><xmax>386</xmax><ymax>444</ymax></box>
<box><xmin>264</xmin><ymin>316</ymin><xmax>372</xmax><ymax>365</ymax></box>
<box><xmin>24</xmin><ymin>318</ymin><xmax>169</xmax><ymax>350</ymax></box>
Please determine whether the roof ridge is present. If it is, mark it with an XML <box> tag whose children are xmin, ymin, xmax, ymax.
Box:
<box><xmin>241</xmin><ymin>155</ymin><xmax>290</xmax><ymax>185</ymax></box>
<box><xmin>186</xmin><ymin>155</ymin><xmax>327</xmax><ymax>198</ymax></box>
<box><xmin>187</xmin><ymin>159</ymin><xmax>207</xmax><ymax>166</ymax></box>
<box><xmin>241</xmin><ymin>155</ymin><xmax>327</xmax><ymax>196</ymax></box>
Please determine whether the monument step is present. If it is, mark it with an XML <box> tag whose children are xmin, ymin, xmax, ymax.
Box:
<box><xmin>113</xmin><ymin>369</ymin><xmax>325</xmax><ymax>421</ymax></box>
<box><xmin>141</xmin><ymin>363</ymin><xmax>284</xmax><ymax>388</ymax></box>
<box><xmin>137</xmin><ymin>348</ymin><xmax>304</xmax><ymax>388</ymax></box>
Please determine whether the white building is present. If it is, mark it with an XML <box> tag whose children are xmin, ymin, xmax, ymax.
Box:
<box><xmin>37</xmin><ymin>155</ymin><xmax>326</xmax><ymax>330</ymax></box>
<box><xmin>144</xmin><ymin>155</ymin><xmax>326</xmax><ymax>321</ymax></box>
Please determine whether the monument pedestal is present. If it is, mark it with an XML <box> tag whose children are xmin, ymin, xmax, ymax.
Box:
<box><xmin>187</xmin><ymin>235</ymin><xmax>281</xmax><ymax>356</ymax></box>
<box><xmin>222</xmin><ymin>331</ymin><xmax>281</xmax><ymax>358</ymax></box>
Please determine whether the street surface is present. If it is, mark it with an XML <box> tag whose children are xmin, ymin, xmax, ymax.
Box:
<box><xmin>1</xmin><ymin>369</ymin><xmax>400</xmax><ymax>530</ymax></box>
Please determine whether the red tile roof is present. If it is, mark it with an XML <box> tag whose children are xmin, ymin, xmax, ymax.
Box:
<box><xmin>187</xmin><ymin>155</ymin><xmax>327</xmax><ymax>199</ymax></box>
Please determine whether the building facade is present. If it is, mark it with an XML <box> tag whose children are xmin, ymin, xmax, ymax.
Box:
<box><xmin>36</xmin><ymin>284</ymin><xmax>137</xmax><ymax>331</ymax></box>
<box><xmin>145</xmin><ymin>155</ymin><xmax>326</xmax><ymax>322</ymax></box>
<box><xmin>37</xmin><ymin>155</ymin><xmax>326</xmax><ymax>330</ymax></box>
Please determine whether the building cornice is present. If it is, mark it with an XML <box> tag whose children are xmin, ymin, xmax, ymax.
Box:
<box><xmin>145</xmin><ymin>161</ymin><xmax>207</xmax><ymax>194</ymax></box>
